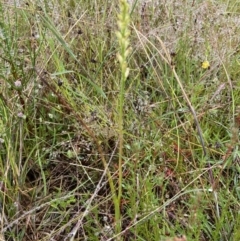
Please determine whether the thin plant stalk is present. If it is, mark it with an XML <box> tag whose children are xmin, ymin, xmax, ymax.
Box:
<box><xmin>115</xmin><ymin>0</ymin><xmax>131</xmax><ymax>237</ymax></box>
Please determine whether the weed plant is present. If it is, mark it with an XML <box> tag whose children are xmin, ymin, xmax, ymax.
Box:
<box><xmin>0</xmin><ymin>0</ymin><xmax>240</xmax><ymax>240</ymax></box>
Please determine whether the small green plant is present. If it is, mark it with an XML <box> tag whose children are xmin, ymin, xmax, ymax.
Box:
<box><xmin>114</xmin><ymin>0</ymin><xmax>131</xmax><ymax>237</ymax></box>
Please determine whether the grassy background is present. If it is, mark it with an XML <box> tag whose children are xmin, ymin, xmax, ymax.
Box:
<box><xmin>0</xmin><ymin>0</ymin><xmax>240</xmax><ymax>240</ymax></box>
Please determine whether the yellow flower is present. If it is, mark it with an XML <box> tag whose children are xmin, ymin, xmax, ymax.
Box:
<box><xmin>202</xmin><ymin>60</ymin><xmax>210</xmax><ymax>69</ymax></box>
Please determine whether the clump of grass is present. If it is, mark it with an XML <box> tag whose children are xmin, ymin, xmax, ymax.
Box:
<box><xmin>1</xmin><ymin>0</ymin><xmax>240</xmax><ymax>241</ymax></box>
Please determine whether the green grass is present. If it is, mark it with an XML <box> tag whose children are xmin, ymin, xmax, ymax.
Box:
<box><xmin>0</xmin><ymin>0</ymin><xmax>240</xmax><ymax>240</ymax></box>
